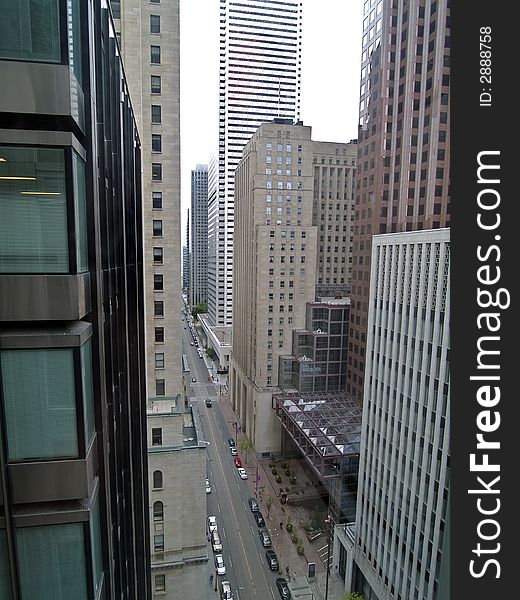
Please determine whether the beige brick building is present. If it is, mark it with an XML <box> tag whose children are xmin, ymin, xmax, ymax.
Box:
<box><xmin>230</xmin><ymin>121</ymin><xmax>357</xmax><ymax>455</ymax></box>
<box><xmin>113</xmin><ymin>2</ymin><xmax>206</xmax><ymax>598</ymax></box>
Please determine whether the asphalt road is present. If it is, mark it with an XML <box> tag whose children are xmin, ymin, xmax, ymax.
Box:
<box><xmin>181</xmin><ymin>318</ymin><xmax>283</xmax><ymax>600</ymax></box>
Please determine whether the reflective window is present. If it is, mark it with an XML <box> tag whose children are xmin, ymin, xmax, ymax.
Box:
<box><xmin>16</xmin><ymin>523</ymin><xmax>88</xmax><ymax>600</ymax></box>
<box><xmin>0</xmin><ymin>146</ymin><xmax>68</xmax><ymax>273</ymax></box>
<box><xmin>0</xmin><ymin>0</ymin><xmax>61</xmax><ymax>63</ymax></box>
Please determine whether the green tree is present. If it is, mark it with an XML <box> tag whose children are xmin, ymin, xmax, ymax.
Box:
<box><xmin>205</xmin><ymin>347</ymin><xmax>217</xmax><ymax>360</ymax></box>
<box><xmin>191</xmin><ymin>302</ymin><xmax>207</xmax><ymax>320</ymax></box>
<box><xmin>238</xmin><ymin>436</ymin><xmax>255</xmax><ymax>464</ymax></box>
<box><xmin>345</xmin><ymin>593</ymin><xmax>364</xmax><ymax>600</ymax></box>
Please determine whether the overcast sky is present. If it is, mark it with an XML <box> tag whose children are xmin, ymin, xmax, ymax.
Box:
<box><xmin>179</xmin><ymin>0</ymin><xmax>363</xmax><ymax>244</ymax></box>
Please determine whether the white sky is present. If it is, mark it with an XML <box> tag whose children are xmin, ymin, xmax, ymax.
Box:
<box><xmin>179</xmin><ymin>0</ymin><xmax>363</xmax><ymax>244</ymax></box>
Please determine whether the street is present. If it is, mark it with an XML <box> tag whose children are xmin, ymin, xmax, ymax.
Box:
<box><xmin>182</xmin><ymin>321</ymin><xmax>282</xmax><ymax>600</ymax></box>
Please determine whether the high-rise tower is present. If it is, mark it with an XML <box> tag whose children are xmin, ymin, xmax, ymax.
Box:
<box><xmin>347</xmin><ymin>0</ymin><xmax>451</xmax><ymax>403</ymax></box>
<box><xmin>207</xmin><ymin>0</ymin><xmax>303</xmax><ymax>328</ymax></box>
<box><xmin>190</xmin><ymin>165</ymin><xmax>208</xmax><ymax>307</ymax></box>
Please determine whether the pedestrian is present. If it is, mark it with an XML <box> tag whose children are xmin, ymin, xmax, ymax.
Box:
<box><xmin>209</xmin><ymin>573</ymin><xmax>214</xmax><ymax>585</ymax></box>
<box><xmin>280</xmin><ymin>521</ymin><xmax>283</xmax><ymax>530</ymax></box>
<box><xmin>286</xmin><ymin>565</ymin><xmax>290</xmax><ymax>577</ymax></box>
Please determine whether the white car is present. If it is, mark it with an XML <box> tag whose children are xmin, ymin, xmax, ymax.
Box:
<box><xmin>215</xmin><ymin>553</ymin><xmax>226</xmax><ymax>576</ymax></box>
<box><xmin>237</xmin><ymin>468</ymin><xmax>248</xmax><ymax>480</ymax></box>
<box><xmin>230</xmin><ymin>447</ymin><xmax>238</xmax><ymax>456</ymax></box>
<box><xmin>205</xmin><ymin>478</ymin><xmax>211</xmax><ymax>494</ymax></box>
<box><xmin>208</xmin><ymin>515</ymin><xmax>217</xmax><ymax>533</ymax></box>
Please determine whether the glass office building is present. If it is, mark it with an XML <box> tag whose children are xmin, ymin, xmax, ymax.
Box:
<box><xmin>0</xmin><ymin>1</ymin><xmax>150</xmax><ymax>599</ymax></box>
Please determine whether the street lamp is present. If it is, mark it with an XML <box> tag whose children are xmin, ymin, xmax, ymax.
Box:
<box><xmin>228</xmin><ymin>420</ymin><xmax>238</xmax><ymax>441</ymax></box>
<box><xmin>324</xmin><ymin>514</ymin><xmax>333</xmax><ymax>600</ymax></box>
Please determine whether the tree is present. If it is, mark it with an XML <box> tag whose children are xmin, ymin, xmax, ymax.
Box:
<box><xmin>266</xmin><ymin>496</ymin><xmax>273</xmax><ymax>518</ymax></box>
<box><xmin>345</xmin><ymin>593</ymin><xmax>364</xmax><ymax>600</ymax></box>
<box><xmin>191</xmin><ymin>302</ymin><xmax>207</xmax><ymax>320</ymax></box>
<box><xmin>238</xmin><ymin>436</ymin><xmax>255</xmax><ymax>464</ymax></box>
<box><xmin>206</xmin><ymin>347</ymin><xmax>217</xmax><ymax>360</ymax></box>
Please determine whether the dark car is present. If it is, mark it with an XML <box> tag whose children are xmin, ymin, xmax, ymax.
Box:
<box><xmin>248</xmin><ymin>497</ymin><xmax>259</xmax><ymax>512</ymax></box>
<box><xmin>254</xmin><ymin>512</ymin><xmax>265</xmax><ymax>527</ymax></box>
<box><xmin>275</xmin><ymin>577</ymin><xmax>291</xmax><ymax>599</ymax></box>
<box><xmin>265</xmin><ymin>550</ymin><xmax>279</xmax><ymax>571</ymax></box>
<box><xmin>205</xmin><ymin>398</ymin><xmax>212</xmax><ymax>407</ymax></box>
<box><xmin>228</xmin><ymin>438</ymin><xmax>235</xmax><ymax>447</ymax></box>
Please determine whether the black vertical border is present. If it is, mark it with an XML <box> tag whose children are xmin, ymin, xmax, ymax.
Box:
<box><xmin>452</xmin><ymin>1</ymin><xmax>517</xmax><ymax>597</ymax></box>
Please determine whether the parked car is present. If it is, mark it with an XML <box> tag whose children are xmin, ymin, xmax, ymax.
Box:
<box><xmin>265</xmin><ymin>550</ymin><xmax>279</xmax><ymax>571</ymax></box>
<box><xmin>248</xmin><ymin>497</ymin><xmax>259</xmax><ymax>512</ymax></box>
<box><xmin>237</xmin><ymin>468</ymin><xmax>248</xmax><ymax>480</ymax></box>
<box><xmin>259</xmin><ymin>528</ymin><xmax>271</xmax><ymax>547</ymax></box>
<box><xmin>208</xmin><ymin>516</ymin><xmax>217</xmax><ymax>533</ymax></box>
<box><xmin>220</xmin><ymin>580</ymin><xmax>233</xmax><ymax>599</ymax></box>
<box><xmin>205</xmin><ymin>478</ymin><xmax>212</xmax><ymax>494</ymax></box>
<box><xmin>211</xmin><ymin>530</ymin><xmax>222</xmax><ymax>552</ymax></box>
<box><xmin>228</xmin><ymin>438</ymin><xmax>236</xmax><ymax>447</ymax></box>
<box><xmin>230</xmin><ymin>447</ymin><xmax>238</xmax><ymax>456</ymax></box>
<box><xmin>233</xmin><ymin>457</ymin><xmax>242</xmax><ymax>468</ymax></box>
<box><xmin>253</xmin><ymin>512</ymin><xmax>265</xmax><ymax>527</ymax></box>
<box><xmin>215</xmin><ymin>554</ymin><xmax>226</xmax><ymax>576</ymax></box>
<box><xmin>205</xmin><ymin>398</ymin><xmax>212</xmax><ymax>407</ymax></box>
<box><xmin>275</xmin><ymin>577</ymin><xmax>291</xmax><ymax>599</ymax></box>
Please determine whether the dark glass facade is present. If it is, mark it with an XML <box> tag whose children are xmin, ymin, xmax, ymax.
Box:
<box><xmin>0</xmin><ymin>1</ymin><xmax>150</xmax><ymax>599</ymax></box>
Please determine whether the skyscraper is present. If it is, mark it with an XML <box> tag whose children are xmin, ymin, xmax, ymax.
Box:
<box><xmin>114</xmin><ymin>0</ymin><xmax>182</xmax><ymax>401</ymax></box>
<box><xmin>0</xmin><ymin>2</ymin><xmax>150</xmax><ymax>598</ymax></box>
<box><xmin>207</xmin><ymin>0</ymin><xmax>303</xmax><ymax>329</ymax></box>
<box><xmin>190</xmin><ymin>165</ymin><xmax>208</xmax><ymax>307</ymax></box>
<box><xmin>339</xmin><ymin>229</ymin><xmax>450</xmax><ymax>600</ymax></box>
<box><xmin>230</xmin><ymin>121</ymin><xmax>357</xmax><ymax>454</ymax></box>
<box><xmin>347</xmin><ymin>0</ymin><xmax>451</xmax><ymax>403</ymax></box>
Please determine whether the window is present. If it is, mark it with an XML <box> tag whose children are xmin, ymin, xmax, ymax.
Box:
<box><xmin>0</xmin><ymin>146</ymin><xmax>74</xmax><ymax>274</ymax></box>
<box><xmin>152</xmin><ymin>163</ymin><xmax>162</xmax><ymax>181</ymax></box>
<box><xmin>154</xmin><ymin>274</ymin><xmax>163</xmax><ymax>291</ymax></box>
<box><xmin>155</xmin><ymin>353</ymin><xmax>164</xmax><ymax>369</ymax></box>
<box><xmin>153</xmin><ymin>247</ymin><xmax>163</xmax><ymax>263</ymax></box>
<box><xmin>15</xmin><ymin>523</ymin><xmax>88</xmax><ymax>598</ymax></box>
<box><xmin>153</xmin><ymin>470</ymin><xmax>163</xmax><ymax>488</ymax></box>
<box><xmin>0</xmin><ymin>0</ymin><xmax>62</xmax><ymax>64</ymax></box>
<box><xmin>154</xmin><ymin>534</ymin><xmax>164</xmax><ymax>551</ymax></box>
<box><xmin>1</xmin><ymin>348</ymin><xmax>79</xmax><ymax>460</ymax></box>
<box><xmin>151</xmin><ymin>45</ymin><xmax>161</xmax><ymax>64</ymax></box>
<box><xmin>155</xmin><ymin>575</ymin><xmax>166</xmax><ymax>592</ymax></box>
<box><xmin>152</xmin><ymin>134</ymin><xmax>162</xmax><ymax>153</ymax></box>
<box><xmin>151</xmin><ymin>105</ymin><xmax>162</xmax><ymax>123</ymax></box>
<box><xmin>155</xmin><ymin>379</ymin><xmax>165</xmax><ymax>396</ymax></box>
<box><xmin>150</xmin><ymin>15</ymin><xmax>160</xmax><ymax>33</ymax></box>
<box><xmin>152</xmin><ymin>191</ymin><xmax>163</xmax><ymax>209</ymax></box>
<box><xmin>153</xmin><ymin>220</ymin><xmax>163</xmax><ymax>236</ymax></box>
<box><xmin>155</xmin><ymin>327</ymin><xmax>164</xmax><ymax>343</ymax></box>
<box><xmin>154</xmin><ymin>301</ymin><xmax>164</xmax><ymax>317</ymax></box>
<box><xmin>151</xmin><ymin>75</ymin><xmax>161</xmax><ymax>94</ymax></box>
<box><xmin>152</xmin><ymin>428</ymin><xmax>163</xmax><ymax>446</ymax></box>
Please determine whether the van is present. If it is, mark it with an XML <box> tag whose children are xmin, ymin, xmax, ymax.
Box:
<box><xmin>211</xmin><ymin>530</ymin><xmax>222</xmax><ymax>552</ymax></box>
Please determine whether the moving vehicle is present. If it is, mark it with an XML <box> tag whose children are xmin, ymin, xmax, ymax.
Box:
<box><xmin>259</xmin><ymin>529</ymin><xmax>272</xmax><ymax>547</ymax></box>
<box><xmin>208</xmin><ymin>516</ymin><xmax>217</xmax><ymax>533</ymax></box>
<box><xmin>191</xmin><ymin>377</ymin><xmax>197</xmax><ymax>383</ymax></box>
<box><xmin>275</xmin><ymin>578</ymin><xmax>291</xmax><ymax>599</ymax></box>
<box><xmin>190</xmin><ymin>341</ymin><xmax>194</xmax><ymax>346</ymax></box>
<box><xmin>248</xmin><ymin>497</ymin><xmax>259</xmax><ymax>512</ymax></box>
<box><xmin>205</xmin><ymin>478</ymin><xmax>211</xmax><ymax>494</ymax></box>
<box><xmin>220</xmin><ymin>580</ymin><xmax>233</xmax><ymax>599</ymax></box>
<box><xmin>211</xmin><ymin>530</ymin><xmax>222</xmax><ymax>552</ymax></box>
<box><xmin>233</xmin><ymin>457</ymin><xmax>242</xmax><ymax>468</ymax></box>
<box><xmin>215</xmin><ymin>554</ymin><xmax>226</xmax><ymax>576</ymax></box>
<box><xmin>253</xmin><ymin>512</ymin><xmax>265</xmax><ymax>527</ymax></box>
<box><xmin>205</xmin><ymin>398</ymin><xmax>212</xmax><ymax>407</ymax></box>
<box><xmin>237</xmin><ymin>468</ymin><xmax>248</xmax><ymax>480</ymax></box>
<box><xmin>265</xmin><ymin>550</ymin><xmax>279</xmax><ymax>571</ymax></box>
